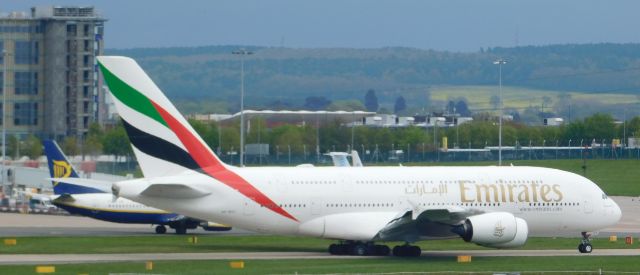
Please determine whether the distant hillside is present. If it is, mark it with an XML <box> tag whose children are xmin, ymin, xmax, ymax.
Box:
<box><xmin>106</xmin><ymin>43</ymin><xmax>640</xmax><ymax>115</ymax></box>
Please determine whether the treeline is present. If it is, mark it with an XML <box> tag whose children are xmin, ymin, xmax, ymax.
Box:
<box><xmin>188</xmin><ymin>113</ymin><xmax>640</xmax><ymax>156</ymax></box>
<box><xmin>106</xmin><ymin>43</ymin><xmax>640</xmax><ymax>114</ymax></box>
<box><xmin>16</xmin><ymin>113</ymin><xmax>639</xmax><ymax>163</ymax></box>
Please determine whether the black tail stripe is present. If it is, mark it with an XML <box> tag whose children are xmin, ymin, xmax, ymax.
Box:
<box><xmin>121</xmin><ymin>119</ymin><xmax>201</xmax><ymax>171</ymax></box>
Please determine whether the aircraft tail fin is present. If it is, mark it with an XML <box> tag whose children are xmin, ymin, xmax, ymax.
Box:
<box><xmin>99</xmin><ymin>56</ymin><xmax>298</xmax><ymax>221</ymax></box>
<box><xmin>43</xmin><ymin>140</ymin><xmax>104</xmax><ymax>195</ymax></box>
<box><xmin>97</xmin><ymin>56</ymin><xmax>226</xmax><ymax>178</ymax></box>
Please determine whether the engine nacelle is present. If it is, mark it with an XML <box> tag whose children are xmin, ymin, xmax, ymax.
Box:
<box><xmin>455</xmin><ymin>212</ymin><xmax>528</xmax><ymax>248</ymax></box>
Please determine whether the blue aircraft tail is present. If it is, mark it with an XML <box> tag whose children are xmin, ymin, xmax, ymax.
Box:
<box><xmin>43</xmin><ymin>140</ymin><xmax>104</xmax><ymax>195</ymax></box>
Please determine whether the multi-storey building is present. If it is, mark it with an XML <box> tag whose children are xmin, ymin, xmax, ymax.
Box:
<box><xmin>0</xmin><ymin>6</ymin><xmax>106</xmax><ymax>139</ymax></box>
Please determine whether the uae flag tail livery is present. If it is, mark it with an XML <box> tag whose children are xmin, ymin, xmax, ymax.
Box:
<box><xmin>97</xmin><ymin>56</ymin><xmax>296</xmax><ymax>221</ymax></box>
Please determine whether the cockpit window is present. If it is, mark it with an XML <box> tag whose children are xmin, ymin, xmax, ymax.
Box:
<box><xmin>602</xmin><ymin>193</ymin><xmax>608</xmax><ymax>199</ymax></box>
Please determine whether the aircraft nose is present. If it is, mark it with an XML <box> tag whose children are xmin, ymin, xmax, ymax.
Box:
<box><xmin>612</xmin><ymin>200</ymin><xmax>622</xmax><ymax>224</ymax></box>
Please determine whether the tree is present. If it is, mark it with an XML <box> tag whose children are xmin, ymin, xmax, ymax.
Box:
<box><xmin>583</xmin><ymin>113</ymin><xmax>615</xmax><ymax>140</ymax></box>
<box><xmin>394</xmin><ymin>96</ymin><xmax>407</xmax><ymax>114</ymax></box>
<box><xmin>455</xmin><ymin>100</ymin><xmax>471</xmax><ymax>117</ymax></box>
<box><xmin>303</xmin><ymin>96</ymin><xmax>331</xmax><ymax>110</ymax></box>
<box><xmin>84</xmin><ymin>123</ymin><xmax>104</xmax><ymax>157</ymax></box>
<box><xmin>364</xmin><ymin>89</ymin><xmax>379</xmax><ymax>112</ymax></box>
<box><xmin>102</xmin><ymin>122</ymin><xmax>133</xmax><ymax>160</ymax></box>
<box><xmin>22</xmin><ymin>135</ymin><xmax>43</xmax><ymax>160</ymax></box>
<box><xmin>62</xmin><ymin>137</ymin><xmax>79</xmax><ymax>156</ymax></box>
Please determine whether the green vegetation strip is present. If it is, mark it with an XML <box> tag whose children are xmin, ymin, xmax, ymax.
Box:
<box><xmin>1</xmin><ymin>256</ymin><xmax>639</xmax><ymax>275</ymax></box>
<box><xmin>1</xmin><ymin>235</ymin><xmax>637</xmax><ymax>254</ymax></box>
<box><xmin>404</xmin><ymin>159</ymin><xmax>640</xmax><ymax>196</ymax></box>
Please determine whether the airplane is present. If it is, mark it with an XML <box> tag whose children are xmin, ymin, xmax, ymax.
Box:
<box><xmin>99</xmin><ymin>56</ymin><xmax>621</xmax><ymax>256</ymax></box>
<box><xmin>325</xmin><ymin>150</ymin><xmax>363</xmax><ymax>167</ymax></box>
<box><xmin>43</xmin><ymin>140</ymin><xmax>231</xmax><ymax>234</ymax></box>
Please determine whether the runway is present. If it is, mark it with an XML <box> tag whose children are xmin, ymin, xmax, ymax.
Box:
<box><xmin>1</xmin><ymin>249</ymin><xmax>639</xmax><ymax>265</ymax></box>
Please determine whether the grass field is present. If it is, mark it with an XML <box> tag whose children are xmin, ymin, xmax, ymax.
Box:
<box><xmin>429</xmin><ymin>85</ymin><xmax>637</xmax><ymax>110</ymax></box>
<box><xmin>408</xmin><ymin>159</ymin><xmax>640</xmax><ymax>196</ymax></box>
<box><xmin>1</xmin><ymin>256</ymin><xmax>639</xmax><ymax>275</ymax></box>
<box><xmin>1</xmin><ymin>235</ymin><xmax>638</xmax><ymax>255</ymax></box>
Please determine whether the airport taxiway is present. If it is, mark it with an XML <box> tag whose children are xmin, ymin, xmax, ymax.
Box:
<box><xmin>1</xmin><ymin>249</ymin><xmax>639</xmax><ymax>265</ymax></box>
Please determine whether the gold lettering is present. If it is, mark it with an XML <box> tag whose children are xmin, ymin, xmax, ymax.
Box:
<box><xmin>530</xmin><ymin>182</ymin><xmax>539</xmax><ymax>202</ymax></box>
<box><xmin>552</xmin><ymin>184</ymin><xmax>563</xmax><ymax>202</ymax></box>
<box><xmin>499</xmin><ymin>184</ymin><xmax>506</xmax><ymax>202</ymax></box>
<box><xmin>475</xmin><ymin>184</ymin><xmax>499</xmax><ymax>202</ymax></box>
<box><xmin>540</xmin><ymin>185</ymin><xmax>552</xmax><ymax>202</ymax></box>
<box><xmin>507</xmin><ymin>184</ymin><xmax>517</xmax><ymax>202</ymax></box>
<box><xmin>518</xmin><ymin>184</ymin><xmax>530</xmax><ymax>202</ymax></box>
<box><xmin>459</xmin><ymin>182</ymin><xmax>474</xmax><ymax>202</ymax></box>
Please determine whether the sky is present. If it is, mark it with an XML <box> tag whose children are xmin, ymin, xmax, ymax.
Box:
<box><xmin>4</xmin><ymin>0</ymin><xmax>640</xmax><ymax>52</ymax></box>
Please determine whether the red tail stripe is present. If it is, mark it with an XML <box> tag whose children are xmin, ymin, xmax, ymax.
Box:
<box><xmin>150</xmin><ymin>101</ymin><xmax>298</xmax><ymax>222</ymax></box>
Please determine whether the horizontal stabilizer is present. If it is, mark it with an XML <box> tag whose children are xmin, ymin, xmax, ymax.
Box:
<box><xmin>140</xmin><ymin>183</ymin><xmax>211</xmax><ymax>199</ymax></box>
<box><xmin>48</xmin><ymin>178</ymin><xmax>113</xmax><ymax>193</ymax></box>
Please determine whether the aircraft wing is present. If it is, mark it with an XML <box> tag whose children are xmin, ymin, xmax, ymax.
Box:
<box><xmin>48</xmin><ymin>177</ymin><xmax>113</xmax><ymax>193</ymax></box>
<box><xmin>373</xmin><ymin>206</ymin><xmax>482</xmax><ymax>243</ymax></box>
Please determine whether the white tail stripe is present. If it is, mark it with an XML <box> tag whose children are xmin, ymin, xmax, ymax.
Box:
<box><xmin>110</xmin><ymin>94</ymin><xmax>187</xmax><ymax>152</ymax></box>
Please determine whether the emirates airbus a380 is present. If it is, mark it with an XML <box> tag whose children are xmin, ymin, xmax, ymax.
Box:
<box><xmin>97</xmin><ymin>56</ymin><xmax>621</xmax><ymax>257</ymax></box>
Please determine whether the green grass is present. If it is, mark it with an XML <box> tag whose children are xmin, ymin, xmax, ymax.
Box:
<box><xmin>1</xmin><ymin>256</ymin><xmax>640</xmax><ymax>275</ymax></box>
<box><xmin>429</xmin><ymin>85</ymin><xmax>637</xmax><ymax>110</ymax></box>
<box><xmin>406</xmin><ymin>159</ymin><xmax>640</xmax><ymax>196</ymax></box>
<box><xmin>1</xmin><ymin>235</ymin><xmax>638</xmax><ymax>255</ymax></box>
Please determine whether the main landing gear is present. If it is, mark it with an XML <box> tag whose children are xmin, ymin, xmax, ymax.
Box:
<box><xmin>328</xmin><ymin>242</ymin><xmax>421</xmax><ymax>257</ymax></box>
<box><xmin>578</xmin><ymin>231</ymin><xmax>593</xmax><ymax>254</ymax></box>
<box><xmin>155</xmin><ymin>225</ymin><xmax>167</xmax><ymax>234</ymax></box>
<box><xmin>392</xmin><ymin>244</ymin><xmax>422</xmax><ymax>257</ymax></box>
<box><xmin>328</xmin><ymin>242</ymin><xmax>390</xmax><ymax>256</ymax></box>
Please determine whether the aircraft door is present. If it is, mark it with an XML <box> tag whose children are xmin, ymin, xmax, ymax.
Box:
<box><xmin>583</xmin><ymin>200</ymin><xmax>593</xmax><ymax>214</ymax></box>
<box><xmin>311</xmin><ymin>198</ymin><xmax>322</xmax><ymax>215</ymax></box>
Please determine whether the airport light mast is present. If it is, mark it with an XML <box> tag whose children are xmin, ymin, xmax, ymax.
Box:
<box><xmin>494</xmin><ymin>59</ymin><xmax>507</xmax><ymax>166</ymax></box>
<box><xmin>233</xmin><ymin>48</ymin><xmax>253</xmax><ymax>167</ymax></box>
<box><xmin>1</xmin><ymin>49</ymin><xmax>8</xmax><ymax>190</ymax></box>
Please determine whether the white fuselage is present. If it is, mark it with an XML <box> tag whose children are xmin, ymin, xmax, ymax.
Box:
<box><xmin>116</xmin><ymin>166</ymin><xmax>621</xmax><ymax>241</ymax></box>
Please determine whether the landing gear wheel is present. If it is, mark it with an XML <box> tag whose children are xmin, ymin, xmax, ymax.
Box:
<box><xmin>392</xmin><ymin>245</ymin><xmax>421</xmax><ymax>257</ymax></box>
<box><xmin>583</xmin><ymin>243</ymin><xmax>593</xmax><ymax>253</ymax></box>
<box><xmin>374</xmin><ymin>245</ymin><xmax>390</xmax><ymax>256</ymax></box>
<box><xmin>328</xmin><ymin>243</ymin><xmax>348</xmax><ymax>255</ymax></box>
<box><xmin>578</xmin><ymin>232</ymin><xmax>593</xmax><ymax>254</ymax></box>
<box><xmin>351</xmin><ymin>243</ymin><xmax>367</xmax><ymax>256</ymax></box>
<box><xmin>155</xmin><ymin>225</ymin><xmax>167</xmax><ymax>234</ymax></box>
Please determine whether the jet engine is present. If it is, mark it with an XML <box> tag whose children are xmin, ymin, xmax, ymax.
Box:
<box><xmin>453</xmin><ymin>212</ymin><xmax>528</xmax><ymax>248</ymax></box>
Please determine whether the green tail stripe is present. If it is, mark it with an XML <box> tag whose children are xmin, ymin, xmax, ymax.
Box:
<box><xmin>98</xmin><ymin>62</ymin><xmax>168</xmax><ymax>127</ymax></box>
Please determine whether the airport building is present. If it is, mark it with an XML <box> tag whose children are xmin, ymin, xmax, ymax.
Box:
<box><xmin>0</xmin><ymin>6</ymin><xmax>106</xmax><ymax>139</ymax></box>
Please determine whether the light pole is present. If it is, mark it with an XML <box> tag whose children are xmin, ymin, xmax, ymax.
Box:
<box><xmin>232</xmin><ymin>48</ymin><xmax>253</xmax><ymax>167</ymax></box>
<box><xmin>493</xmin><ymin>59</ymin><xmax>507</xmax><ymax>166</ymax></box>
<box><xmin>2</xmin><ymin>49</ymin><xmax>8</xmax><ymax>191</ymax></box>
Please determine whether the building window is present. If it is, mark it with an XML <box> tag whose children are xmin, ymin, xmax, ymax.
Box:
<box><xmin>15</xmin><ymin>72</ymin><xmax>38</xmax><ymax>95</ymax></box>
<box><xmin>83</xmin><ymin>71</ymin><xmax>90</xmax><ymax>82</ymax></box>
<box><xmin>14</xmin><ymin>102</ymin><xmax>38</xmax><ymax>126</ymax></box>
<box><xmin>0</xmin><ymin>41</ymin><xmax>3</xmax><ymax>64</ymax></box>
<box><xmin>15</xmin><ymin>41</ymin><xmax>38</xmax><ymax>64</ymax></box>
<box><xmin>67</xmin><ymin>24</ymin><xmax>77</xmax><ymax>36</ymax></box>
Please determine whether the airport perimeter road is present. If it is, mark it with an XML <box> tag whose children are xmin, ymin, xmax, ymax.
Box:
<box><xmin>1</xmin><ymin>249</ymin><xmax>640</xmax><ymax>265</ymax></box>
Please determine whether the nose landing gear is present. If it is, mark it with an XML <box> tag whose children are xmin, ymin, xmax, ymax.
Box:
<box><xmin>578</xmin><ymin>232</ymin><xmax>593</xmax><ymax>253</ymax></box>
